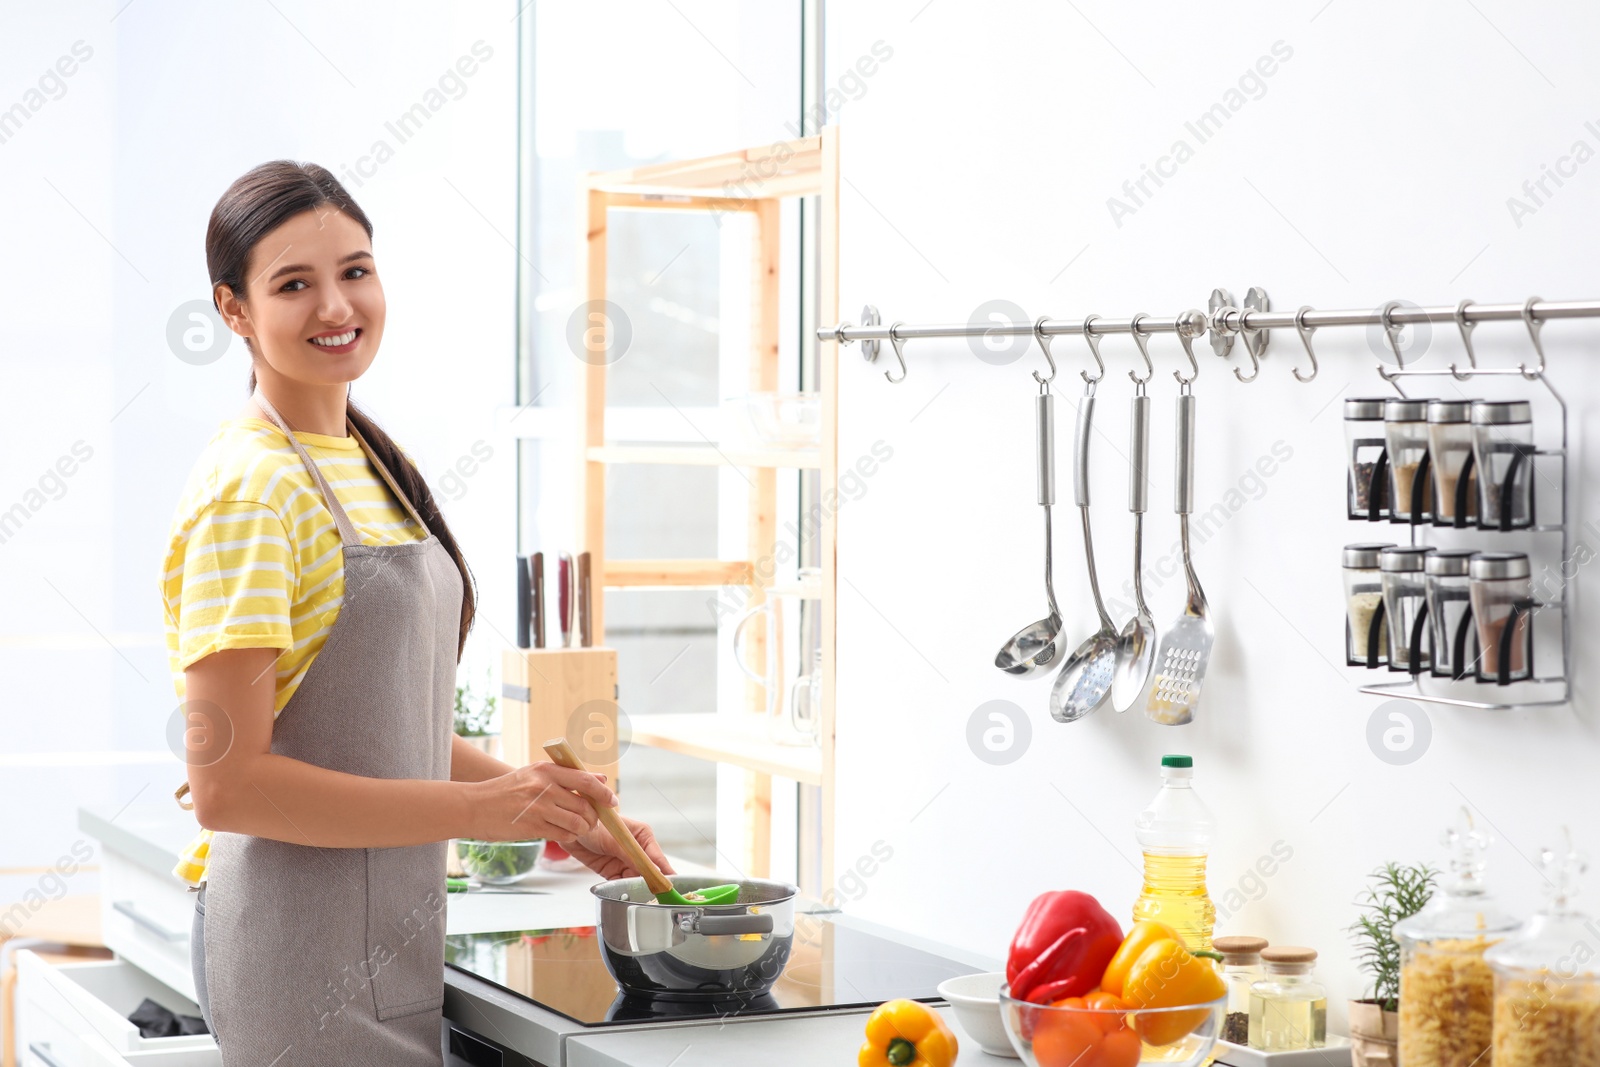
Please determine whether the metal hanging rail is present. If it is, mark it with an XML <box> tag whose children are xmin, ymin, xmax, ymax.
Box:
<box><xmin>817</xmin><ymin>289</ymin><xmax>1600</xmax><ymax>386</ymax></box>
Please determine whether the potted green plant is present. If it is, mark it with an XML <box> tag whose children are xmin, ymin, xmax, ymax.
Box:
<box><xmin>1347</xmin><ymin>862</ymin><xmax>1436</xmax><ymax>1067</ymax></box>
<box><xmin>454</xmin><ymin>667</ymin><xmax>500</xmax><ymax>761</ymax></box>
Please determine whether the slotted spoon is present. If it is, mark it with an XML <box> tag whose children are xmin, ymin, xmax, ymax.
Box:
<box><xmin>1050</xmin><ymin>386</ymin><xmax>1120</xmax><ymax>722</ymax></box>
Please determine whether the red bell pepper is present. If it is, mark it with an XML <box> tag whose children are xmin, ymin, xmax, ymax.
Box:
<box><xmin>1005</xmin><ymin>891</ymin><xmax>1124</xmax><ymax>1004</ymax></box>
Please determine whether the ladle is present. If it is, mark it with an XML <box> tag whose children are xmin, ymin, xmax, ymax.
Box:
<box><xmin>995</xmin><ymin>336</ymin><xmax>1064</xmax><ymax>677</ymax></box>
<box><xmin>1050</xmin><ymin>383</ymin><xmax>1121</xmax><ymax>721</ymax></box>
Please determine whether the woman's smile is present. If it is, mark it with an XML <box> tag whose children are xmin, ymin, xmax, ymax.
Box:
<box><xmin>308</xmin><ymin>326</ymin><xmax>362</xmax><ymax>354</ymax></box>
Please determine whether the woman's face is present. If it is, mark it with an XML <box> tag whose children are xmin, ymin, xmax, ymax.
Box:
<box><xmin>217</xmin><ymin>207</ymin><xmax>385</xmax><ymax>386</ymax></box>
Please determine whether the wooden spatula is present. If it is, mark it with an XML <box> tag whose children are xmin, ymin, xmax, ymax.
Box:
<box><xmin>542</xmin><ymin>738</ymin><xmax>739</xmax><ymax>905</ymax></box>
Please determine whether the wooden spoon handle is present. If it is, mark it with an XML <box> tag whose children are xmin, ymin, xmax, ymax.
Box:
<box><xmin>542</xmin><ymin>738</ymin><xmax>672</xmax><ymax>896</ymax></box>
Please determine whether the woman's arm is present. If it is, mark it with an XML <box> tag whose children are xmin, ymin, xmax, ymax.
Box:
<box><xmin>450</xmin><ymin>733</ymin><xmax>515</xmax><ymax>783</ymax></box>
<box><xmin>184</xmin><ymin>647</ymin><xmax>614</xmax><ymax>848</ymax></box>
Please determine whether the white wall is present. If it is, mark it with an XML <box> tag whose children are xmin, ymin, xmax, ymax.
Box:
<box><xmin>826</xmin><ymin>0</ymin><xmax>1600</xmax><ymax>1026</ymax></box>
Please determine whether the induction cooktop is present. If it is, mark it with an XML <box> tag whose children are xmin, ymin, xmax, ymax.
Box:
<box><xmin>445</xmin><ymin>911</ymin><xmax>978</xmax><ymax>1028</ymax></box>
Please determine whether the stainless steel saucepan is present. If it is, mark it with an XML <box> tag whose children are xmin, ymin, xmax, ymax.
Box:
<box><xmin>592</xmin><ymin>875</ymin><xmax>797</xmax><ymax>1000</ymax></box>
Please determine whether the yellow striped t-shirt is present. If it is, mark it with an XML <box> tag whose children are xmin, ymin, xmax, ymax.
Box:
<box><xmin>162</xmin><ymin>417</ymin><xmax>427</xmax><ymax>886</ymax></box>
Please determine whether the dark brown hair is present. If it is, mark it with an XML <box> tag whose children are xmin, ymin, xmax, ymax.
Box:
<box><xmin>206</xmin><ymin>160</ymin><xmax>476</xmax><ymax>659</ymax></box>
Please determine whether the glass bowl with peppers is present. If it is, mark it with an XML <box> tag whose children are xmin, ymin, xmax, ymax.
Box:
<box><xmin>1002</xmin><ymin>892</ymin><xmax>1227</xmax><ymax>1065</ymax></box>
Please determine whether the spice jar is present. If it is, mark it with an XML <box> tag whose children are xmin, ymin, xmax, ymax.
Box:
<box><xmin>1427</xmin><ymin>399</ymin><xmax>1479</xmax><ymax>527</ymax></box>
<box><xmin>1215</xmin><ymin>936</ymin><xmax>1268</xmax><ymax>1046</ymax></box>
<box><xmin>1394</xmin><ymin>810</ymin><xmax>1520</xmax><ymax>1067</ymax></box>
<box><xmin>1385</xmin><ymin>397</ymin><xmax>1434</xmax><ymax>524</ymax></box>
<box><xmin>1485</xmin><ymin>837</ymin><xmax>1598</xmax><ymax>1067</ymax></box>
<box><xmin>1344</xmin><ymin>543</ymin><xmax>1394</xmax><ymax>668</ymax></box>
<box><xmin>1425</xmin><ymin>549</ymin><xmax>1478</xmax><ymax>680</ymax></box>
<box><xmin>1472</xmin><ymin>400</ymin><xmax>1535</xmax><ymax>530</ymax></box>
<box><xmin>1470</xmin><ymin>552</ymin><xmax>1534</xmax><ymax>684</ymax></box>
<box><xmin>1249</xmin><ymin>947</ymin><xmax>1327</xmax><ymax>1051</ymax></box>
<box><xmin>1345</xmin><ymin>398</ymin><xmax>1390</xmax><ymax>520</ymax></box>
<box><xmin>1380</xmin><ymin>546</ymin><xmax>1432</xmax><ymax>673</ymax></box>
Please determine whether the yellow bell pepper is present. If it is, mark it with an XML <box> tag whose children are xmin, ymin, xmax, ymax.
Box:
<box><xmin>1100</xmin><ymin>920</ymin><xmax>1183</xmax><ymax>997</ymax></box>
<box><xmin>858</xmin><ymin>998</ymin><xmax>959</xmax><ymax>1067</ymax></box>
<box><xmin>1121</xmin><ymin>937</ymin><xmax>1226</xmax><ymax>1047</ymax></box>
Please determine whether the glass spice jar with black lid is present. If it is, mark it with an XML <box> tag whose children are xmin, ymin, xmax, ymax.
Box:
<box><xmin>1471</xmin><ymin>401</ymin><xmax>1535</xmax><ymax>531</ymax></box>
<box><xmin>1424</xmin><ymin>549</ymin><xmax>1478</xmax><ymax>680</ymax></box>
<box><xmin>1380</xmin><ymin>545</ymin><xmax>1433</xmax><ymax>673</ymax></box>
<box><xmin>1343</xmin><ymin>543</ymin><xmax>1394</xmax><ymax>668</ymax></box>
<box><xmin>1344</xmin><ymin>398</ymin><xmax>1390</xmax><ymax>520</ymax></box>
<box><xmin>1426</xmin><ymin>399</ymin><xmax>1478</xmax><ymax>527</ymax></box>
<box><xmin>1385</xmin><ymin>398</ymin><xmax>1434</xmax><ymax>525</ymax></box>
<box><xmin>1469</xmin><ymin>552</ymin><xmax>1535</xmax><ymax>684</ymax></box>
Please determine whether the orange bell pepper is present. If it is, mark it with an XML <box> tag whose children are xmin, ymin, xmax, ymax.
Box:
<box><xmin>858</xmin><ymin>998</ymin><xmax>958</xmax><ymax>1067</ymax></box>
<box><xmin>1120</xmin><ymin>936</ymin><xmax>1226</xmax><ymax>1047</ymax></box>
<box><xmin>1100</xmin><ymin>920</ymin><xmax>1183</xmax><ymax>998</ymax></box>
<box><xmin>1031</xmin><ymin>991</ymin><xmax>1140</xmax><ymax>1067</ymax></box>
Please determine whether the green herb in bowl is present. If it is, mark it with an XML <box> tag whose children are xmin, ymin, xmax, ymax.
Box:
<box><xmin>456</xmin><ymin>839</ymin><xmax>544</xmax><ymax>885</ymax></box>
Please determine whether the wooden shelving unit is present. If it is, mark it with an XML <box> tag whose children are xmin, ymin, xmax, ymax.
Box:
<box><xmin>576</xmin><ymin>130</ymin><xmax>840</xmax><ymax>891</ymax></box>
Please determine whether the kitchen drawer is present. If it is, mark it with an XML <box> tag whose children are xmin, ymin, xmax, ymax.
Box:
<box><xmin>16</xmin><ymin>951</ymin><xmax>218</xmax><ymax>1062</ymax></box>
<box><xmin>98</xmin><ymin>851</ymin><xmax>198</xmax><ymax>1000</ymax></box>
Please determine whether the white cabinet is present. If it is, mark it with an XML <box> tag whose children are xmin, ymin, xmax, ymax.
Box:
<box><xmin>16</xmin><ymin>952</ymin><xmax>219</xmax><ymax>1067</ymax></box>
<box><xmin>96</xmin><ymin>853</ymin><xmax>199</xmax><ymax>1002</ymax></box>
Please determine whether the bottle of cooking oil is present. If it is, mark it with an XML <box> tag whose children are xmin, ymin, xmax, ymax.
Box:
<box><xmin>1249</xmin><ymin>946</ymin><xmax>1328</xmax><ymax>1050</ymax></box>
<box><xmin>1132</xmin><ymin>754</ymin><xmax>1216</xmax><ymax>951</ymax></box>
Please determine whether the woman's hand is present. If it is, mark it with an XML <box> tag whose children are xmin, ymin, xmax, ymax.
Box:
<box><xmin>469</xmin><ymin>761</ymin><xmax>615</xmax><ymax>842</ymax></box>
<box><xmin>566</xmin><ymin>815</ymin><xmax>676</xmax><ymax>881</ymax></box>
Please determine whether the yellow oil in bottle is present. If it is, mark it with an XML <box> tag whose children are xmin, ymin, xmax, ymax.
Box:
<box><xmin>1248</xmin><ymin>991</ymin><xmax>1328</xmax><ymax>1051</ymax></box>
<box><xmin>1132</xmin><ymin>851</ymin><xmax>1216</xmax><ymax>952</ymax></box>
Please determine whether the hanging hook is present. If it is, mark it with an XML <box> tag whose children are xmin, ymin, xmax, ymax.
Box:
<box><xmin>1079</xmin><ymin>314</ymin><xmax>1106</xmax><ymax>386</ymax></box>
<box><xmin>1031</xmin><ymin>316</ymin><xmax>1058</xmax><ymax>388</ymax></box>
<box><xmin>1171</xmin><ymin>308</ymin><xmax>1202</xmax><ymax>390</ymax></box>
<box><xmin>1233</xmin><ymin>308</ymin><xmax>1261</xmax><ymax>382</ymax></box>
<box><xmin>884</xmin><ymin>322</ymin><xmax>909</xmax><ymax>384</ymax></box>
<box><xmin>1452</xmin><ymin>299</ymin><xmax>1478</xmax><ymax>380</ymax></box>
<box><xmin>1291</xmin><ymin>305</ymin><xmax>1319</xmax><ymax>383</ymax></box>
<box><xmin>1375</xmin><ymin>300</ymin><xmax>1409</xmax><ymax>394</ymax></box>
<box><xmin>1127</xmin><ymin>313</ymin><xmax>1155</xmax><ymax>389</ymax></box>
<box><xmin>1520</xmin><ymin>296</ymin><xmax>1546</xmax><ymax>379</ymax></box>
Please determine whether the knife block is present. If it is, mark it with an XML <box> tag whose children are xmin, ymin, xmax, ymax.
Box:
<box><xmin>500</xmin><ymin>647</ymin><xmax>621</xmax><ymax>793</ymax></box>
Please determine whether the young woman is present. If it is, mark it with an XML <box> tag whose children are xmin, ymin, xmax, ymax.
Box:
<box><xmin>163</xmin><ymin>160</ymin><xmax>671</xmax><ymax>1065</ymax></box>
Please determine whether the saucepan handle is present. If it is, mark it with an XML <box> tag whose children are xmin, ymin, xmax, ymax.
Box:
<box><xmin>691</xmin><ymin>912</ymin><xmax>774</xmax><ymax>936</ymax></box>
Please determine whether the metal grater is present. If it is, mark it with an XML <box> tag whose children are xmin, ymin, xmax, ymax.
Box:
<box><xmin>1146</xmin><ymin>391</ymin><xmax>1214</xmax><ymax>725</ymax></box>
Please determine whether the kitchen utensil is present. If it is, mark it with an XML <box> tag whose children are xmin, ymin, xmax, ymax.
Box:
<box><xmin>531</xmin><ymin>551</ymin><xmax>546</xmax><ymax>649</ymax></box>
<box><xmin>1147</xmin><ymin>392</ymin><xmax>1214</xmax><ymax>724</ymax></box>
<box><xmin>1050</xmin><ymin>387</ymin><xmax>1120</xmax><ymax>721</ymax></box>
<box><xmin>445</xmin><ymin>878</ymin><xmax>550</xmax><ymax>895</ymax></box>
<box><xmin>996</xmin><ymin>383</ymin><xmax>1065</xmax><ymax>677</ymax></box>
<box><xmin>999</xmin><ymin>987</ymin><xmax>1227</xmax><ymax>1067</ymax></box>
<box><xmin>577</xmin><ymin>551</ymin><xmax>593</xmax><ymax>647</ymax></box>
<box><xmin>542</xmin><ymin>738</ymin><xmax>739</xmax><ymax>905</ymax></box>
<box><xmin>937</xmin><ymin>973</ymin><xmax>1017</xmax><ymax>1058</ymax></box>
<box><xmin>558</xmin><ymin>552</ymin><xmax>574</xmax><ymax>647</ymax></box>
<box><xmin>515</xmin><ymin>555</ymin><xmax>532</xmax><ymax>649</ymax></box>
<box><xmin>1113</xmin><ymin>387</ymin><xmax>1157</xmax><ymax>711</ymax></box>
<box><xmin>593</xmin><ymin>874</ymin><xmax>796</xmax><ymax>1000</ymax></box>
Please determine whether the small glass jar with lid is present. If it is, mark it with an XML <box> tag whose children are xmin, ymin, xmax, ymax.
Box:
<box><xmin>1385</xmin><ymin>397</ymin><xmax>1434</xmax><ymax>524</ymax></box>
<box><xmin>1395</xmin><ymin>809</ymin><xmax>1521</xmax><ymax>1067</ymax></box>
<box><xmin>1471</xmin><ymin>400</ymin><xmax>1535</xmax><ymax>530</ymax></box>
<box><xmin>1380</xmin><ymin>546</ymin><xmax>1432</xmax><ymax>673</ymax></box>
<box><xmin>1343</xmin><ymin>543</ymin><xmax>1394</xmax><ymax>668</ymax></box>
<box><xmin>1248</xmin><ymin>946</ymin><xmax>1327</xmax><ymax>1051</ymax></box>
<box><xmin>1214</xmin><ymin>936</ymin><xmax>1268</xmax><ymax>1045</ymax></box>
<box><xmin>1427</xmin><ymin>399</ymin><xmax>1479</xmax><ymax>527</ymax></box>
<box><xmin>1425</xmin><ymin>548</ymin><xmax>1477</xmax><ymax>680</ymax></box>
<box><xmin>1469</xmin><ymin>552</ymin><xmax>1535</xmax><ymax>684</ymax></box>
<box><xmin>1345</xmin><ymin>398</ymin><xmax>1390</xmax><ymax>520</ymax></box>
<box><xmin>1485</xmin><ymin>836</ymin><xmax>1598</xmax><ymax>1067</ymax></box>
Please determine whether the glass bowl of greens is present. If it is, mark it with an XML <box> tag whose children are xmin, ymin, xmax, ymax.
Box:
<box><xmin>455</xmin><ymin>839</ymin><xmax>545</xmax><ymax>885</ymax></box>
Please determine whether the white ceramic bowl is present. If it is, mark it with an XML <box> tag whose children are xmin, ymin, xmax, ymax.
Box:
<box><xmin>937</xmin><ymin>971</ymin><xmax>1017</xmax><ymax>1058</ymax></box>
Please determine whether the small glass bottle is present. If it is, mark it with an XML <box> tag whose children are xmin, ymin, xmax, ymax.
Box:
<box><xmin>1471</xmin><ymin>400</ymin><xmax>1535</xmax><ymax>530</ymax></box>
<box><xmin>1385</xmin><ymin>397</ymin><xmax>1434</xmax><ymax>524</ymax></box>
<box><xmin>1345</xmin><ymin>398</ymin><xmax>1390</xmax><ymax>520</ymax></box>
<box><xmin>1485</xmin><ymin>836</ymin><xmax>1598</xmax><ymax>1067</ymax></box>
<box><xmin>1249</xmin><ymin>946</ymin><xmax>1327</xmax><ymax>1051</ymax></box>
<box><xmin>1214</xmin><ymin>936</ymin><xmax>1267</xmax><ymax>1046</ymax></box>
<box><xmin>1394</xmin><ymin>809</ymin><xmax>1521</xmax><ymax>1067</ymax></box>
<box><xmin>1380</xmin><ymin>546</ymin><xmax>1432</xmax><ymax>673</ymax></box>
<box><xmin>1343</xmin><ymin>543</ymin><xmax>1394</xmax><ymax>667</ymax></box>
<box><xmin>1425</xmin><ymin>548</ymin><xmax>1477</xmax><ymax>680</ymax></box>
<box><xmin>1469</xmin><ymin>552</ymin><xmax>1534</xmax><ymax>684</ymax></box>
<box><xmin>1427</xmin><ymin>399</ymin><xmax>1478</xmax><ymax>527</ymax></box>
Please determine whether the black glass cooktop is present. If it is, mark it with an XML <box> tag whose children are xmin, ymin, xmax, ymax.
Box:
<box><xmin>445</xmin><ymin>913</ymin><xmax>978</xmax><ymax>1027</ymax></box>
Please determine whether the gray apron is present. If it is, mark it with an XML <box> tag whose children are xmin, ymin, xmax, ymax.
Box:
<box><xmin>196</xmin><ymin>393</ymin><xmax>462</xmax><ymax>1066</ymax></box>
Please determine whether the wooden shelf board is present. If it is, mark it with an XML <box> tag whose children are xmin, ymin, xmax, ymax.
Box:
<box><xmin>583</xmin><ymin>136</ymin><xmax>824</xmax><ymax>201</ymax></box>
<box><xmin>604</xmin><ymin>559</ymin><xmax>754</xmax><ymax>588</ymax></box>
<box><xmin>587</xmin><ymin>444</ymin><xmax>821</xmax><ymax>469</ymax></box>
<box><xmin>624</xmin><ymin>712</ymin><xmax>823</xmax><ymax>786</ymax></box>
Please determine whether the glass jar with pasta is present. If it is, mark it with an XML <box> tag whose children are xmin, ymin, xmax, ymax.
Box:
<box><xmin>1394</xmin><ymin>809</ymin><xmax>1520</xmax><ymax>1067</ymax></box>
<box><xmin>1485</xmin><ymin>836</ymin><xmax>1599</xmax><ymax>1067</ymax></box>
